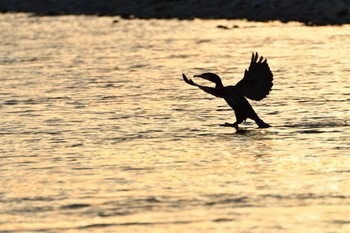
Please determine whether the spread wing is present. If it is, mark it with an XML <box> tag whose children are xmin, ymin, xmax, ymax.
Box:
<box><xmin>235</xmin><ymin>52</ymin><xmax>273</xmax><ymax>101</ymax></box>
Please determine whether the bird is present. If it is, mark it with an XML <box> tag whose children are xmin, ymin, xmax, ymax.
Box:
<box><xmin>182</xmin><ymin>52</ymin><xmax>273</xmax><ymax>130</ymax></box>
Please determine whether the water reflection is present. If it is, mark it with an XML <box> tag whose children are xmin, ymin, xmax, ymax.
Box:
<box><xmin>0</xmin><ymin>14</ymin><xmax>349</xmax><ymax>233</ymax></box>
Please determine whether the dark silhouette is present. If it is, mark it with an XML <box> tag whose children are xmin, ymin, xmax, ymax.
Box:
<box><xmin>1</xmin><ymin>0</ymin><xmax>349</xmax><ymax>25</ymax></box>
<box><xmin>183</xmin><ymin>52</ymin><xmax>273</xmax><ymax>130</ymax></box>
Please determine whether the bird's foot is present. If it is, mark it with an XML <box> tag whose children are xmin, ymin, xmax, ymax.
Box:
<box><xmin>220</xmin><ymin>122</ymin><xmax>233</xmax><ymax>127</ymax></box>
<box><xmin>259</xmin><ymin>124</ymin><xmax>271</xmax><ymax>128</ymax></box>
<box><xmin>258</xmin><ymin>122</ymin><xmax>271</xmax><ymax>128</ymax></box>
<box><xmin>255</xmin><ymin>119</ymin><xmax>271</xmax><ymax>128</ymax></box>
<box><xmin>220</xmin><ymin>122</ymin><xmax>239</xmax><ymax>130</ymax></box>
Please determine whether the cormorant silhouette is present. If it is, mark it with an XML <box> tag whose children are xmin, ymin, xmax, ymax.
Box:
<box><xmin>183</xmin><ymin>52</ymin><xmax>273</xmax><ymax>129</ymax></box>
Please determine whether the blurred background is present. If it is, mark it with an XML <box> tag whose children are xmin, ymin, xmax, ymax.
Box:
<box><xmin>1</xmin><ymin>0</ymin><xmax>350</xmax><ymax>25</ymax></box>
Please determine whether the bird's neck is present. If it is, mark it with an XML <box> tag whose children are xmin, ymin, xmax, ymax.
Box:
<box><xmin>215</xmin><ymin>80</ymin><xmax>224</xmax><ymax>89</ymax></box>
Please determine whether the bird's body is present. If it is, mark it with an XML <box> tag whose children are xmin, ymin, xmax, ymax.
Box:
<box><xmin>183</xmin><ymin>52</ymin><xmax>273</xmax><ymax>129</ymax></box>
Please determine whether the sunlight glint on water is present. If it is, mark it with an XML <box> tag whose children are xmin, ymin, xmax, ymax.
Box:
<box><xmin>0</xmin><ymin>14</ymin><xmax>349</xmax><ymax>232</ymax></box>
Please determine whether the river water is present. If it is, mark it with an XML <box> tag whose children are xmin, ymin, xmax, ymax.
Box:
<box><xmin>0</xmin><ymin>14</ymin><xmax>349</xmax><ymax>232</ymax></box>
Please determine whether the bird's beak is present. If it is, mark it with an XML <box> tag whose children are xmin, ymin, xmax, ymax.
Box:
<box><xmin>194</xmin><ymin>74</ymin><xmax>207</xmax><ymax>79</ymax></box>
<box><xmin>194</xmin><ymin>74</ymin><xmax>210</xmax><ymax>81</ymax></box>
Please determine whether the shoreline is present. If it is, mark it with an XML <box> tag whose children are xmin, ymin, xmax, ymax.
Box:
<box><xmin>1</xmin><ymin>0</ymin><xmax>349</xmax><ymax>26</ymax></box>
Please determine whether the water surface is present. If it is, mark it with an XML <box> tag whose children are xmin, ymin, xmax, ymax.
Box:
<box><xmin>0</xmin><ymin>14</ymin><xmax>349</xmax><ymax>232</ymax></box>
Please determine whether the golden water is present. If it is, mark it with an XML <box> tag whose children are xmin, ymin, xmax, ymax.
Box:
<box><xmin>0</xmin><ymin>14</ymin><xmax>349</xmax><ymax>232</ymax></box>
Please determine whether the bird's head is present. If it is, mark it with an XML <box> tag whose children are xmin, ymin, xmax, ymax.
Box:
<box><xmin>193</xmin><ymin>72</ymin><xmax>223</xmax><ymax>88</ymax></box>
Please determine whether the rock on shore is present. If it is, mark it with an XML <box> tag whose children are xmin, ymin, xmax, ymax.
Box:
<box><xmin>1</xmin><ymin>0</ymin><xmax>349</xmax><ymax>25</ymax></box>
